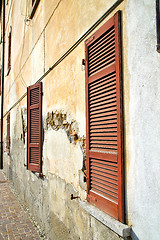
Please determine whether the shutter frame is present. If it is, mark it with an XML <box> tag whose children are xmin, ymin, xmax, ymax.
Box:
<box><xmin>85</xmin><ymin>11</ymin><xmax>124</xmax><ymax>222</ymax></box>
<box><xmin>27</xmin><ymin>82</ymin><xmax>42</xmax><ymax>173</ymax></box>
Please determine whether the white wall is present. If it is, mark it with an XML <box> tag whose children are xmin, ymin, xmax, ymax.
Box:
<box><xmin>126</xmin><ymin>1</ymin><xmax>160</xmax><ymax>239</ymax></box>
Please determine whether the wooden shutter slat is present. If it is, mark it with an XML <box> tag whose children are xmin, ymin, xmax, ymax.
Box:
<box><xmin>89</xmin><ymin>46</ymin><xmax>115</xmax><ymax>71</ymax></box>
<box><xmin>90</xmin><ymin>111</ymin><xmax>117</xmax><ymax>120</ymax></box>
<box><xmin>90</xmin><ymin>132</ymin><xmax>117</xmax><ymax>137</ymax></box>
<box><xmin>90</xmin><ymin>129</ymin><xmax>117</xmax><ymax>134</ymax></box>
<box><xmin>89</xmin><ymin>43</ymin><xmax>115</xmax><ymax>68</ymax></box>
<box><xmin>89</xmin><ymin>77</ymin><xmax>116</xmax><ymax>94</ymax></box>
<box><xmin>90</xmin><ymin>160</ymin><xmax>117</xmax><ymax>171</ymax></box>
<box><xmin>91</xmin><ymin>165</ymin><xmax>118</xmax><ymax>176</ymax></box>
<box><xmin>91</xmin><ymin>183</ymin><xmax>118</xmax><ymax>199</ymax></box>
<box><xmin>91</xmin><ymin>188</ymin><xmax>117</xmax><ymax>202</ymax></box>
<box><xmin>89</xmin><ymin>85</ymin><xmax>116</xmax><ymax>100</ymax></box>
<box><xmin>90</xmin><ymin>138</ymin><xmax>117</xmax><ymax>143</ymax></box>
<box><xmin>89</xmin><ymin>75</ymin><xmax>116</xmax><ymax>93</ymax></box>
<box><xmin>27</xmin><ymin>82</ymin><xmax>42</xmax><ymax>173</ymax></box>
<box><xmin>88</xmin><ymin>64</ymin><xmax>116</xmax><ymax>85</ymax></box>
<box><xmin>89</xmin><ymin>93</ymin><xmax>117</xmax><ymax>106</ymax></box>
<box><xmin>89</xmin><ymin>79</ymin><xmax>116</xmax><ymax>96</ymax></box>
<box><xmin>89</xmin><ymin>57</ymin><xmax>115</xmax><ymax>76</ymax></box>
<box><xmin>88</xmin><ymin>27</ymin><xmax>116</xmax><ymax>77</ymax></box>
<box><xmin>88</xmin><ymin>32</ymin><xmax>115</xmax><ymax>59</ymax></box>
<box><xmin>89</xmin><ymin>116</ymin><xmax>117</xmax><ymax>123</ymax></box>
<box><xmin>90</xmin><ymin>119</ymin><xmax>117</xmax><ymax>126</ymax></box>
<box><xmin>90</xmin><ymin>144</ymin><xmax>117</xmax><ymax>149</ymax></box>
<box><xmin>89</xmin><ymin>89</ymin><xmax>116</xmax><ymax>102</ymax></box>
<box><xmin>90</xmin><ymin>102</ymin><xmax>117</xmax><ymax>113</ymax></box>
<box><xmin>89</xmin><ymin>51</ymin><xmax>115</xmax><ymax>72</ymax></box>
<box><xmin>90</xmin><ymin>107</ymin><xmax>117</xmax><ymax>116</ymax></box>
<box><xmin>85</xmin><ymin>11</ymin><xmax>124</xmax><ymax>221</ymax></box>
<box><xmin>90</xmin><ymin>172</ymin><xmax>118</xmax><ymax>186</ymax></box>
<box><xmin>91</xmin><ymin>180</ymin><xmax>118</xmax><ymax>196</ymax></box>
<box><xmin>91</xmin><ymin>179</ymin><xmax>118</xmax><ymax>194</ymax></box>
<box><xmin>89</xmin><ymin>27</ymin><xmax>115</xmax><ymax>51</ymax></box>
<box><xmin>90</xmin><ymin>125</ymin><xmax>117</xmax><ymax>131</ymax></box>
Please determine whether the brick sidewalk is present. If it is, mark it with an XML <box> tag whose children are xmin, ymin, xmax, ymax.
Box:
<box><xmin>0</xmin><ymin>171</ymin><xmax>41</xmax><ymax>240</ymax></box>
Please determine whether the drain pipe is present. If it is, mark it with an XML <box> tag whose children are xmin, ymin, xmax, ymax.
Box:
<box><xmin>0</xmin><ymin>0</ymin><xmax>5</xmax><ymax>169</ymax></box>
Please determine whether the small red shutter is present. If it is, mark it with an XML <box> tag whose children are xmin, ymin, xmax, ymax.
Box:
<box><xmin>6</xmin><ymin>113</ymin><xmax>10</xmax><ymax>153</ymax></box>
<box><xmin>8</xmin><ymin>28</ymin><xmax>11</xmax><ymax>74</ymax></box>
<box><xmin>85</xmin><ymin>11</ymin><xmax>124</xmax><ymax>222</ymax></box>
<box><xmin>0</xmin><ymin>68</ymin><xmax>1</xmax><ymax>95</ymax></box>
<box><xmin>27</xmin><ymin>82</ymin><xmax>42</xmax><ymax>173</ymax></box>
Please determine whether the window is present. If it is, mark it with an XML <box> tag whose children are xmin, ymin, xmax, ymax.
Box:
<box><xmin>27</xmin><ymin>82</ymin><xmax>42</xmax><ymax>173</ymax></box>
<box><xmin>6</xmin><ymin>113</ymin><xmax>10</xmax><ymax>153</ymax></box>
<box><xmin>7</xmin><ymin>27</ymin><xmax>11</xmax><ymax>75</ymax></box>
<box><xmin>85</xmin><ymin>11</ymin><xmax>124</xmax><ymax>222</ymax></box>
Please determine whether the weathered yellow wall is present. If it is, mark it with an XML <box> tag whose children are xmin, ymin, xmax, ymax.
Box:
<box><xmin>2</xmin><ymin>1</ymin><xmax>131</xmax><ymax>239</ymax></box>
<box><xmin>3</xmin><ymin>0</ymin><xmax>129</xmax><ymax>190</ymax></box>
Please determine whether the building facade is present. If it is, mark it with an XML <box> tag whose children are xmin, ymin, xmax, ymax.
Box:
<box><xmin>0</xmin><ymin>0</ymin><xmax>160</xmax><ymax>239</ymax></box>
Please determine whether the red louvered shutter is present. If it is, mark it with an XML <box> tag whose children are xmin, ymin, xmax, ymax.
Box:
<box><xmin>27</xmin><ymin>82</ymin><xmax>42</xmax><ymax>173</ymax></box>
<box><xmin>8</xmin><ymin>28</ymin><xmax>11</xmax><ymax>74</ymax></box>
<box><xmin>85</xmin><ymin>11</ymin><xmax>124</xmax><ymax>222</ymax></box>
<box><xmin>6</xmin><ymin>113</ymin><xmax>10</xmax><ymax>153</ymax></box>
<box><xmin>0</xmin><ymin>68</ymin><xmax>1</xmax><ymax>95</ymax></box>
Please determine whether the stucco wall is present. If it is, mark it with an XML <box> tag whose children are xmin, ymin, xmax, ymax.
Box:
<box><xmin>125</xmin><ymin>1</ymin><xmax>160</xmax><ymax>240</ymax></box>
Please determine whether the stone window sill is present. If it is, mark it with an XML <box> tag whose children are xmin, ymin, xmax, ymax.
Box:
<box><xmin>29</xmin><ymin>0</ymin><xmax>40</xmax><ymax>19</ymax></box>
<box><xmin>79</xmin><ymin>201</ymin><xmax>131</xmax><ymax>238</ymax></box>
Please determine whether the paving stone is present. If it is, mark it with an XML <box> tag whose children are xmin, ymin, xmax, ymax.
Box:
<box><xmin>0</xmin><ymin>171</ymin><xmax>41</xmax><ymax>239</ymax></box>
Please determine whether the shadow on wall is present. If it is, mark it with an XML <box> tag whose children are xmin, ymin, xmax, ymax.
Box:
<box><xmin>131</xmin><ymin>229</ymin><xmax>139</xmax><ymax>240</ymax></box>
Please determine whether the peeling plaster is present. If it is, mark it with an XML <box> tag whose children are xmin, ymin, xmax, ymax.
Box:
<box><xmin>46</xmin><ymin>111</ymin><xmax>86</xmax><ymax>173</ymax></box>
